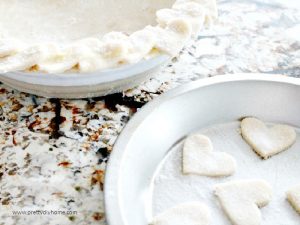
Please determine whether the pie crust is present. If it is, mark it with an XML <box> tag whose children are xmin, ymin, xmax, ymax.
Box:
<box><xmin>0</xmin><ymin>0</ymin><xmax>217</xmax><ymax>74</ymax></box>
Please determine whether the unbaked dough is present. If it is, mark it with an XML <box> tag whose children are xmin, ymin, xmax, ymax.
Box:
<box><xmin>0</xmin><ymin>0</ymin><xmax>217</xmax><ymax>73</ymax></box>
<box><xmin>214</xmin><ymin>180</ymin><xmax>272</xmax><ymax>225</ymax></box>
<box><xmin>0</xmin><ymin>0</ymin><xmax>175</xmax><ymax>43</ymax></box>
<box><xmin>151</xmin><ymin>202</ymin><xmax>210</xmax><ymax>225</ymax></box>
<box><xmin>183</xmin><ymin>134</ymin><xmax>236</xmax><ymax>176</ymax></box>
<box><xmin>241</xmin><ymin>117</ymin><xmax>296</xmax><ymax>159</ymax></box>
<box><xmin>287</xmin><ymin>184</ymin><xmax>300</xmax><ymax>214</ymax></box>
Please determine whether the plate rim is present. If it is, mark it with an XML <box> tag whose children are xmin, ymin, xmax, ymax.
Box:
<box><xmin>104</xmin><ymin>74</ymin><xmax>300</xmax><ymax>225</ymax></box>
<box><xmin>0</xmin><ymin>55</ymin><xmax>169</xmax><ymax>87</ymax></box>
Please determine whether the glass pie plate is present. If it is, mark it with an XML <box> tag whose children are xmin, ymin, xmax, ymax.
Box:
<box><xmin>0</xmin><ymin>0</ymin><xmax>216</xmax><ymax>98</ymax></box>
<box><xmin>0</xmin><ymin>55</ymin><xmax>169</xmax><ymax>99</ymax></box>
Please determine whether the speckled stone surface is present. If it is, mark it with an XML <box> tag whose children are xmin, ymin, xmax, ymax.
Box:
<box><xmin>0</xmin><ymin>0</ymin><xmax>299</xmax><ymax>224</ymax></box>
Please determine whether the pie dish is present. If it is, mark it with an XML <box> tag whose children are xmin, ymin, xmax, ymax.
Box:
<box><xmin>0</xmin><ymin>0</ymin><xmax>217</xmax><ymax>74</ymax></box>
<box><xmin>104</xmin><ymin>75</ymin><xmax>300</xmax><ymax>225</ymax></box>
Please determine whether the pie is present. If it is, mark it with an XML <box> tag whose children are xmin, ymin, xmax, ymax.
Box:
<box><xmin>0</xmin><ymin>0</ymin><xmax>217</xmax><ymax>74</ymax></box>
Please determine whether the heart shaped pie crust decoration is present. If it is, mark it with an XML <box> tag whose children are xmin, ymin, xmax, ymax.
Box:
<box><xmin>287</xmin><ymin>184</ymin><xmax>300</xmax><ymax>215</ymax></box>
<box><xmin>151</xmin><ymin>202</ymin><xmax>211</xmax><ymax>225</ymax></box>
<box><xmin>183</xmin><ymin>134</ymin><xmax>236</xmax><ymax>177</ymax></box>
<box><xmin>215</xmin><ymin>180</ymin><xmax>272</xmax><ymax>225</ymax></box>
<box><xmin>241</xmin><ymin>117</ymin><xmax>297</xmax><ymax>159</ymax></box>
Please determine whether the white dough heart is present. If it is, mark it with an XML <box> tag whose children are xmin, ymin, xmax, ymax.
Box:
<box><xmin>287</xmin><ymin>184</ymin><xmax>300</xmax><ymax>215</ymax></box>
<box><xmin>183</xmin><ymin>134</ymin><xmax>236</xmax><ymax>177</ymax></box>
<box><xmin>241</xmin><ymin>117</ymin><xmax>296</xmax><ymax>159</ymax></box>
<box><xmin>151</xmin><ymin>202</ymin><xmax>210</xmax><ymax>225</ymax></box>
<box><xmin>214</xmin><ymin>180</ymin><xmax>272</xmax><ymax>225</ymax></box>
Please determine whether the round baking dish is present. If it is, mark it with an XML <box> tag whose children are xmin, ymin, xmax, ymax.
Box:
<box><xmin>0</xmin><ymin>55</ymin><xmax>169</xmax><ymax>98</ymax></box>
<box><xmin>104</xmin><ymin>74</ymin><xmax>300</xmax><ymax>225</ymax></box>
<box><xmin>0</xmin><ymin>0</ymin><xmax>217</xmax><ymax>98</ymax></box>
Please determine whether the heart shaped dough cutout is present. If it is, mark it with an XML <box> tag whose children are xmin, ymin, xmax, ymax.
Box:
<box><xmin>151</xmin><ymin>202</ymin><xmax>210</xmax><ymax>225</ymax></box>
<box><xmin>287</xmin><ymin>184</ymin><xmax>300</xmax><ymax>214</ymax></box>
<box><xmin>214</xmin><ymin>180</ymin><xmax>272</xmax><ymax>225</ymax></box>
<box><xmin>183</xmin><ymin>134</ymin><xmax>236</xmax><ymax>176</ymax></box>
<box><xmin>241</xmin><ymin>117</ymin><xmax>296</xmax><ymax>159</ymax></box>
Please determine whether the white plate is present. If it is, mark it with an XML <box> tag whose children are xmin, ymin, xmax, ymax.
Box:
<box><xmin>104</xmin><ymin>74</ymin><xmax>300</xmax><ymax>225</ymax></box>
<box><xmin>0</xmin><ymin>56</ymin><xmax>169</xmax><ymax>99</ymax></box>
<box><xmin>153</xmin><ymin>122</ymin><xmax>300</xmax><ymax>225</ymax></box>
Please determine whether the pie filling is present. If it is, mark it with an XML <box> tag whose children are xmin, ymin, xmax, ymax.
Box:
<box><xmin>0</xmin><ymin>0</ymin><xmax>217</xmax><ymax>74</ymax></box>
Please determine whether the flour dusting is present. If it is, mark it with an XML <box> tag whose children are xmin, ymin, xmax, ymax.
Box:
<box><xmin>152</xmin><ymin>122</ymin><xmax>300</xmax><ymax>225</ymax></box>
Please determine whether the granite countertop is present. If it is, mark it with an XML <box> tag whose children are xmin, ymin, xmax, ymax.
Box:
<box><xmin>0</xmin><ymin>0</ymin><xmax>299</xmax><ymax>224</ymax></box>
